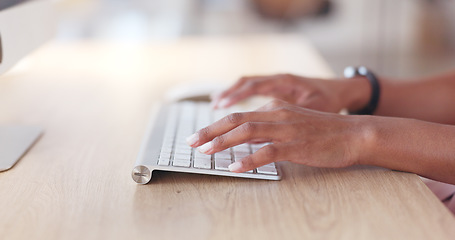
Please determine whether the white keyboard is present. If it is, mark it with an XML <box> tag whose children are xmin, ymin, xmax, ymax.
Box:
<box><xmin>132</xmin><ymin>101</ymin><xmax>281</xmax><ymax>184</ymax></box>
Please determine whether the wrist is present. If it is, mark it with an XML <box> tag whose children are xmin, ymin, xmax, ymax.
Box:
<box><xmin>348</xmin><ymin>115</ymin><xmax>379</xmax><ymax>166</ymax></box>
<box><xmin>339</xmin><ymin>76</ymin><xmax>371</xmax><ymax>112</ymax></box>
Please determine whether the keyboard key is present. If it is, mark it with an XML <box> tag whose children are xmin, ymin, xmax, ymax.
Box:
<box><xmin>173</xmin><ymin>153</ymin><xmax>191</xmax><ymax>161</ymax></box>
<box><xmin>196</xmin><ymin>103</ymin><xmax>211</xmax><ymax>129</ymax></box>
<box><xmin>158</xmin><ymin>157</ymin><xmax>170</xmax><ymax>166</ymax></box>
<box><xmin>174</xmin><ymin>142</ymin><xmax>192</xmax><ymax>150</ymax></box>
<box><xmin>159</xmin><ymin>151</ymin><xmax>171</xmax><ymax>158</ymax></box>
<box><xmin>234</xmin><ymin>143</ymin><xmax>250</xmax><ymax>151</ymax></box>
<box><xmin>214</xmin><ymin>155</ymin><xmax>231</xmax><ymax>162</ymax></box>
<box><xmin>172</xmin><ymin>160</ymin><xmax>191</xmax><ymax>168</ymax></box>
<box><xmin>194</xmin><ymin>151</ymin><xmax>211</xmax><ymax>158</ymax></box>
<box><xmin>216</xmin><ymin>149</ymin><xmax>231</xmax><ymax>158</ymax></box>
<box><xmin>251</xmin><ymin>143</ymin><xmax>271</xmax><ymax>152</ymax></box>
<box><xmin>213</xmin><ymin>109</ymin><xmax>228</xmax><ymax>122</ymax></box>
<box><xmin>257</xmin><ymin>165</ymin><xmax>277</xmax><ymax>175</ymax></box>
<box><xmin>233</xmin><ymin>153</ymin><xmax>249</xmax><ymax>161</ymax></box>
<box><xmin>160</xmin><ymin>146</ymin><xmax>173</xmax><ymax>154</ymax></box>
<box><xmin>265</xmin><ymin>162</ymin><xmax>276</xmax><ymax>167</ymax></box>
<box><xmin>174</xmin><ymin>149</ymin><xmax>191</xmax><ymax>157</ymax></box>
<box><xmin>215</xmin><ymin>159</ymin><xmax>231</xmax><ymax>171</ymax></box>
<box><xmin>232</xmin><ymin>144</ymin><xmax>250</xmax><ymax>161</ymax></box>
<box><xmin>194</xmin><ymin>155</ymin><xmax>212</xmax><ymax>169</ymax></box>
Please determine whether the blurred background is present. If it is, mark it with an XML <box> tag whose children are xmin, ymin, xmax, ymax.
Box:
<box><xmin>55</xmin><ymin>0</ymin><xmax>455</xmax><ymax>79</ymax></box>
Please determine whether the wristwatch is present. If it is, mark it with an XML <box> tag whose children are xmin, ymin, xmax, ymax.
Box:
<box><xmin>343</xmin><ymin>66</ymin><xmax>381</xmax><ymax>115</ymax></box>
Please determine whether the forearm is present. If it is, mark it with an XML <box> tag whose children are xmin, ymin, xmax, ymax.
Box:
<box><xmin>344</xmin><ymin>71</ymin><xmax>455</xmax><ymax>124</ymax></box>
<box><xmin>376</xmin><ymin>71</ymin><xmax>455</xmax><ymax>124</ymax></box>
<box><xmin>356</xmin><ymin>115</ymin><xmax>455</xmax><ymax>184</ymax></box>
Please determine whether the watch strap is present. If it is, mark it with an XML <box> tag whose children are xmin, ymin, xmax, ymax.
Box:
<box><xmin>344</xmin><ymin>66</ymin><xmax>381</xmax><ymax>115</ymax></box>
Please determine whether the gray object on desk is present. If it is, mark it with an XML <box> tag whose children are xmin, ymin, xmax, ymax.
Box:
<box><xmin>0</xmin><ymin>0</ymin><xmax>55</xmax><ymax>172</ymax></box>
<box><xmin>0</xmin><ymin>126</ymin><xmax>42</xmax><ymax>171</ymax></box>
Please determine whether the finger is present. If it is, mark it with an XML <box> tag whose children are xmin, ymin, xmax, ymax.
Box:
<box><xmin>209</xmin><ymin>91</ymin><xmax>224</xmax><ymax>109</ymax></box>
<box><xmin>186</xmin><ymin>111</ymin><xmax>277</xmax><ymax>147</ymax></box>
<box><xmin>215</xmin><ymin>83</ymin><xmax>258</xmax><ymax>108</ymax></box>
<box><xmin>211</xmin><ymin>76</ymin><xmax>255</xmax><ymax>108</ymax></box>
<box><xmin>225</xmin><ymin>74</ymin><xmax>303</xmax><ymax>106</ymax></box>
<box><xmin>197</xmin><ymin>122</ymin><xmax>285</xmax><ymax>155</ymax></box>
<box><xmin>219</xmin><ymin>76</ymin><xmax>262</xmax><ymax>99</ymax></box>
<box><xmin>217</xmin><ymin>76</ymin><xmax>285</xmax><ymax>109</ymax></box>
<box><xmin>228</xmin><ymin>143</ymin><xmax>291</xmax><ymax>173</ymax></box>
<box><xmin>209</xmin><ymin>90</ymin><xmax>223</xmax><ymax>103</ymax></box>
<box><xmin>212</xmin><ymin>76</ymin><xmax>265</xmax><ymax>108</ymax></box>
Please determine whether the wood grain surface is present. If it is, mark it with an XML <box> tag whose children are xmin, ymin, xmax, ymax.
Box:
<box><xmin>0</xmin><ymin>35</ymin><xmax>453</xmax><ymax>240</ymax></box>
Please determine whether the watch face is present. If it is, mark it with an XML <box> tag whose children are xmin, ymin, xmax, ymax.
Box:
<box><xmin>358</xmin><ymin>66</ymin><xmax>368</xmax><ymax>75</ymax></box>
<box><xmin>343</xmin><ymin>66</ymin><xmax>356</xmax><ymax>78</ymax></box>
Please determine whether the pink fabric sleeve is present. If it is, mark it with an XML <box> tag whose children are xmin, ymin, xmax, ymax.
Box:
<box><xmin>422</xmin><ymin>178</ymin><xmax>455</xmax><ymax>214</ymax></box>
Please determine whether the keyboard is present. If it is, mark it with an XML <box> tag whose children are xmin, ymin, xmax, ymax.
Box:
<box><xmin>132</xmin><ymin>101</ymin><xmax>281</xmax><ymax>184</ymax></box>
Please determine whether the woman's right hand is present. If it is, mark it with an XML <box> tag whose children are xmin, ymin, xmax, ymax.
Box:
<box><xmin>211</xmin><ymin>74</ymin><xmax>371</xmax><ymax>113</ymax></box>
<box><xmin>188</xmin><ymin>99</ymin><xmax>366</xmax><ymax>173</ymax></box>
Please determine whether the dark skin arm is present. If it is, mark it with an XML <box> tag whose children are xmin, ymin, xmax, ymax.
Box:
<box><xmin>376</xmin><ymin>71</ymin><xmax>455</xmax><ymax>124</ymax></box>
<box><xmin>186</xmin><ymin>71</ymin><xmax>455</xmax><ymax>184</ymax></box>
<box><xmin>187</xmin><ymin>100</ymin><xmax>455</xmax><ymax>184</ymax></box>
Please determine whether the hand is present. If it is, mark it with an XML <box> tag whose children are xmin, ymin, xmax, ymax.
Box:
<box><xmin>187</xmin><ymin>100</ymin><xmax>366</xmax><ymax>173</ymax></box>
<box><xmin>211</xmin><ymin>74</ymin><xmax>370</xmax><ymax>113</ymax></box>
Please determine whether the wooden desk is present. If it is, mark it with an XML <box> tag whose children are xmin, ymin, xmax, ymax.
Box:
<box><xmin>0</xmin><ymin>35</ymin><xmax>453</xmax><ymax>240</ymax></box>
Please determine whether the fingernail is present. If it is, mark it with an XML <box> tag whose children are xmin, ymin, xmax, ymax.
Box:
<box><xmin>228</xmin><ymin>161</ymin><xmax>242</xmax><ymax>172</ymax></box>
<box><xmin>198</xmin><ymin>141</ymin><xmax>213</xmax><ymax>154</ymax></box>
<box><xmin>218</xmin><ymin>98</ymin><xmax>230</xmax><ymax>108</ymax></box>
<box><xmin>186</xmin><ymin>133</ymin><xmax>199</xmax><ymax>146</ymax></box>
